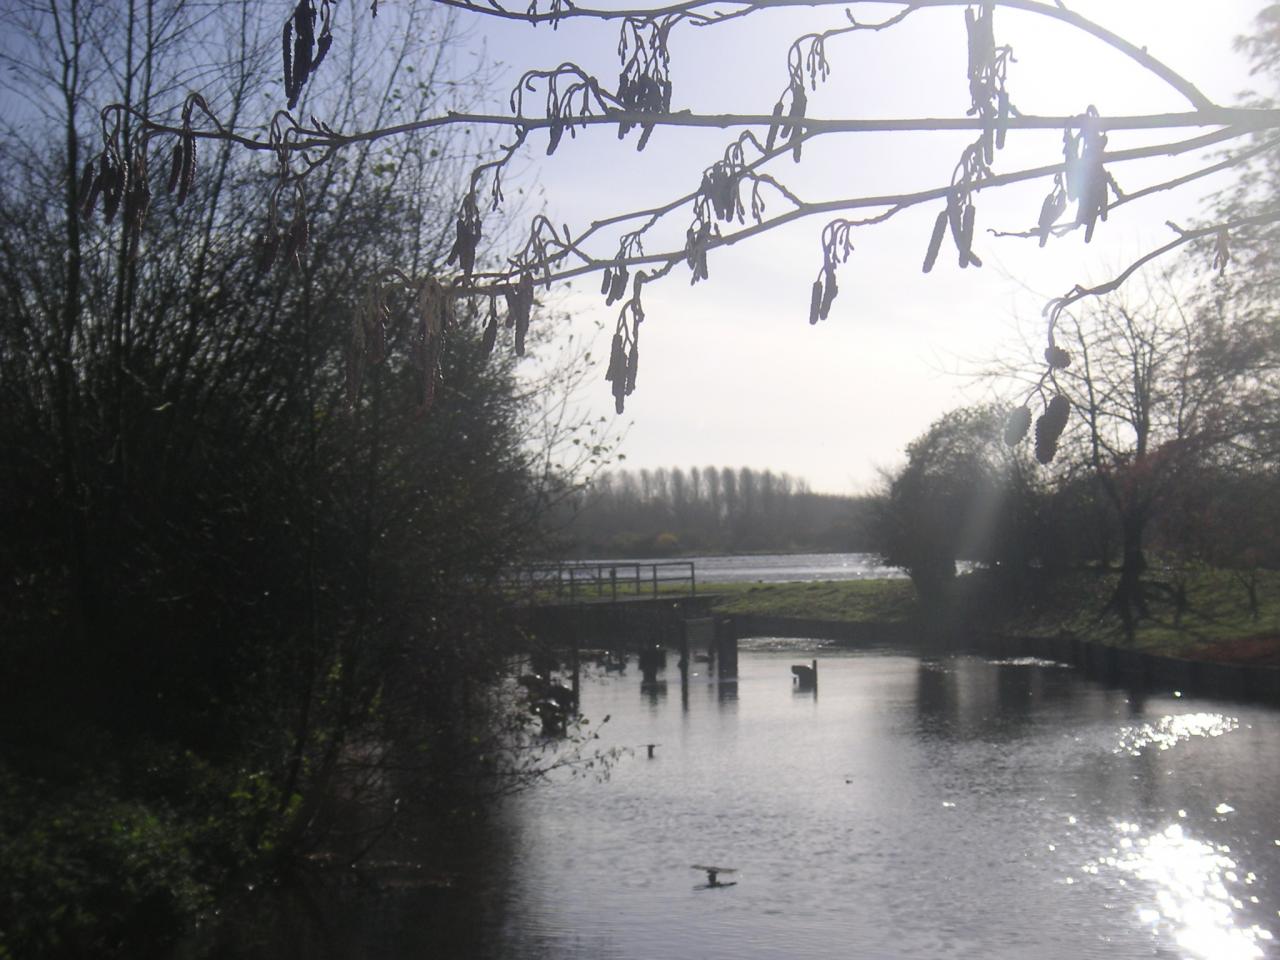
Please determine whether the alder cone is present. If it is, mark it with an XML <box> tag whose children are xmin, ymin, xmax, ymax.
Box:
<box><xmin>1034</xmin><ymin>395</ymin><xmax>1070</xmax><ymax>464</ymax></box>
<box><xmin>1044</xmin><ymin>345</ymin><xmax>1071</xmax><ymax>369</ymax></box>
<box><xmin>1003</xmin><ymin>405</ymin><xmax>1032</xmax><ymax>446</ymax></box>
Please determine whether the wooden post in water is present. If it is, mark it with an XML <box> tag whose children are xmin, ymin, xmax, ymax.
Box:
<box><xmin>571</xmin><ymin>636</ymin><xmax>580</xmax><ymax>712</ymax></box>
<box><xmin>714</xmin><ymin>615</ymin><xmax>738</xmax><ymax>680</ymax></box>
<box><xmin>677</xmin><ymin>618</ymin><xmax>690</xmax><ymax>688</ymax></box>
<box><xmin>556</xmin><ymin>604</ymin><xmax>578</xmax><ymax>712</ymax></box>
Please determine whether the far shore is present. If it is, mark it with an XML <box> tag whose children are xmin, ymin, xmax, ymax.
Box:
<box><xmin>701</xmin><ymin>568</ymin><xmax>1280</xmax><ymax>670</ymax></box>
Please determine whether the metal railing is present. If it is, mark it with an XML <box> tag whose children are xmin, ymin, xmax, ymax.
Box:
<box><xmin>517</xmin><ymin>561</ymin><xmax>696</xmax><ymax>602</ymax></box>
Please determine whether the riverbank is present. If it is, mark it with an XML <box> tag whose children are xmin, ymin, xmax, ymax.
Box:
<box><xmin>705</xmin><ymin>567</ymin><xmax>1280</xmax><ymax>667</ymax></box>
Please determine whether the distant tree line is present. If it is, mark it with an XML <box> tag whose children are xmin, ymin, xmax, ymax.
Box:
<box><xmin>557</xmin><ymin>466</ymin><xmax>878</xmax><ymax>556</ymax></box>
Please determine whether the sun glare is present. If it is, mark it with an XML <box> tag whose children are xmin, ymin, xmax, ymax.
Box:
<box><xmin>1090</xmin><ymin>821</ymin><xmax>1275</xmax><ymax>960</ymax></box>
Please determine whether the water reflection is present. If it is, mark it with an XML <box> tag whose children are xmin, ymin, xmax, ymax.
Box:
<box><xmin>641</xmin><ymin>680</ymin><xmax>667</xmax><ymax>709</ymax></box>
<box><xmin>914</xmin><ymin>657</ymin><xmax>1049</xmax><ymax>740</ymax></box>
<box><xmin>1114</xmin><ymin>713</ymin><xmax>1240</xmax><ymax>756</ymax></box>
<box><xmin>994</xmin><ymin>661</ymin><xmax>1035</xmax><ymax>717</ymax></box>
<box><xmin>914</xmin><ymin>658</ymin><xmax>953</xmax><ymax>721</ymax></box>
<box><xmin>1088</xmin><ymin>820</ymin><xmax>1275</xmax><ymax>959</ymax></box>
<box><xmin>211</xmin><ymin>651</ymin><xmax>1280</xmax><ymax>960</ymax></box>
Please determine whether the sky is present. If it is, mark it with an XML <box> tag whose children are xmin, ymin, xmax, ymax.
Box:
<box><xmin>450</xmin><ymin>0</ymin><xmax>1265</xmax><ymax>494</ymax></box>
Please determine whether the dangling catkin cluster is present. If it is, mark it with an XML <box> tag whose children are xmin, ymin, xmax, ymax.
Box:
<box><xmin>1034</xmin><ymin>395</ymin><xmax>1070</xmax><ymax>464</ymax></box>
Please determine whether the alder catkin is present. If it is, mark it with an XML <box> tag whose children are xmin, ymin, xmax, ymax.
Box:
<box><xmin>923</xmin><ymin>210</ymin><xmax>947</xmax><ymax>273</ymax></box>
<box><xmin>959</xmin><ymin>204</ymin><xmax>975</xmax><ymax>268</ymax></box>
<box><xmin>819</xmin><ymin>268</ymin><xmax>838</xmax><ymax>321</ymax></box>
<box><xmin>481</xmin><ymin>309</ymin><xmax>498</xmax><ymax>356</ymax></box>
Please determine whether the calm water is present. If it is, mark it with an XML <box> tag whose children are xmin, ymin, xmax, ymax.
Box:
<box><xmin>231</xmin><ymin>644</ymin><xmax>1280</xmax><ymax>960</ymax></box>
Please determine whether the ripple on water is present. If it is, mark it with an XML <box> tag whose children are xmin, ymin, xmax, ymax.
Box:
<box><xmin>1086</xmin><ymin>821</ymin><xmax>1275</xmax><ymax>960</ymax></box>
<box><xmin>1114</xmin><ymin>712</ymin><xmax>1239</xmax><ymax>756</ymax></box>
<box><xmin>736</xmin><ymin>636</ymin><xmax>835</xmax><ymax>653</ymax></box>
<box><xmin>467</xmin><ymin>655</ymin><xmax>1280</xmax><ymax>960</ymax></box>
<box><xmin>985</xmin><ymin>656</ymin><xmax>1071</xmax><ymax>669</ymax></box>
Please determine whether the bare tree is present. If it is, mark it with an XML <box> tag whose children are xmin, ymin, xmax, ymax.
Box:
<box><xmin>69</xmin><ymin>0</ymin><xmax>1280</xmax><ymax>436</ymax></box>
<box><xmin>1004</xmin><ymin>281</ymin><xmax>1274</xmax><ymax>631</ymax></box>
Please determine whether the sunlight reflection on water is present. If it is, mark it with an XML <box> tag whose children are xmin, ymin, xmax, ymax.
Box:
<box><xmin>225</xmin><ymin>651</ymin><xmax>1280</xmax><ymax>960</ymax></box>
<box><xmin>1088</xmin><ymin>821</ymin><xmax>1275</xmax><ymax>960</ymax></box>
<box><xmin>1114</xmin><ymin>712</ymin><xmax>1240</xmax><ymax>756</ymax></box>
<box><xmin>482</xmin><ymin>655</ymin><xmax>1280</xmax><ymax>960</ymax></box>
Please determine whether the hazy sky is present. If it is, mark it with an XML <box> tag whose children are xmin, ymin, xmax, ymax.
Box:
<box><xmin>463</xmin><ymin>0</ymin><xmax>1264</xmax><ymax>493</ymax></box>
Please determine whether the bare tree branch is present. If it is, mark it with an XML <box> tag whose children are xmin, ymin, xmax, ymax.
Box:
<box><xmin>80</xmin><ymin>0</ymin><xmax>1276</xmax><ymax>418</ymax></box>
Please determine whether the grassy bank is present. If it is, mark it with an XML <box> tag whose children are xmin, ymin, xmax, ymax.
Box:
<box><xmin>703</xmin><ymin>579</ymin><xmax>918</xmax><ymax>623</ymax></box>
<box><xmin>1000</xmin><ymin>567</ymin><xmax>1280</xmax><ymax>666</ymax></box>
<box><xmin>701</xmin><ymin>568</ymin><xmax>1280</xmax><ymax>666</ymax></box>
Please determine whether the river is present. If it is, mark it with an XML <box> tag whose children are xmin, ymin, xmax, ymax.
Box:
<box><xmin>230</xmin><ymin>641</ymin><xmax>1280</xmax><ymax>960</ymax></box>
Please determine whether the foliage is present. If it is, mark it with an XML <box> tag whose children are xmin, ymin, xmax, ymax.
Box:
<box><xmin>876</xmin><ymin>406</ymin><xmax>1045</xmax><ymax>602</ymax></box>
<box><xmin>0</xmin><ymin>750</ymin><xmax>291</xmax><ymax>960</ymax></box>
<box><xmin>1158</xmin><ymin>464</ymin><xmax>1280</xmax><ymax>620</ymax></box>
<box><xmin>0</xmin><ymin>1</ymin><xmax>600</xmax><ymax>955</ymax></box>
<box><xmin>994</xmin><ymin>281</ymin><xmax>1279</xmax><ymax>629</ymax></box>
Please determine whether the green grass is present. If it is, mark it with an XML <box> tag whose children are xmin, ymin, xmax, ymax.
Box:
<box><xmin>704</xmin><ymin>579</ymin><xmax>918</xmax><ymax>622</ymax></box>
<box><xmin>701</xmin><ymin>568</ymin><xmax>1280</xmax><ymax>665</ymax></box>
<box><xmin>521</xmin><ymin>562</ymin><xmax>1280</xmax><ymax>664</ymax></box>
<box><xmin>1006</xmin><ymin>566</ymin><xmax>1280</xmax><ymax>663</ymax></box>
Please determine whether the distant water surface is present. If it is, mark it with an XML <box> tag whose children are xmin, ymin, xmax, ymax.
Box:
<box><xmin>589</xmin><ymin>552</ymin><xmax>910</xmax><ymax>583</ymax></box>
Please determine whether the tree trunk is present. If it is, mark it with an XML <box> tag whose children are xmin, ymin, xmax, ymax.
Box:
<box><xmin>1112</xmin><ymin>511</ymin><xmax>1149</xmax><ymax>638</ymax></box>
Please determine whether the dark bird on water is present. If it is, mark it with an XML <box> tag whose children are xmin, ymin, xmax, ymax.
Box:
<box><xmin>692</xmin><ymin>864</ymin><xmax>738</xmax><ymax>888</ymax></box>
<box><xmin>792</xmin><ymin>659</ymin><xmax>817</xmax><ymax>688</ymax></box>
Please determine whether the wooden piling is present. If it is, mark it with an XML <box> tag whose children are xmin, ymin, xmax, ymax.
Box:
<box><xmin>714</xmin><ymin>616</ymin><xmax>738</xmax><ymax>679</ymax></box>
